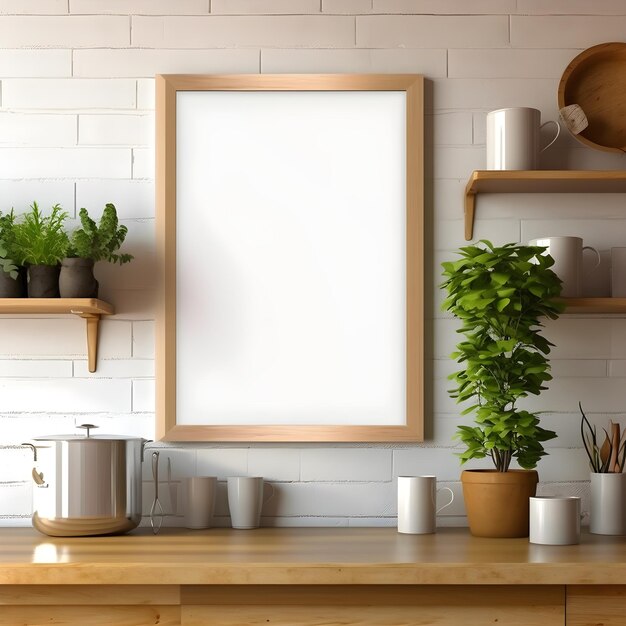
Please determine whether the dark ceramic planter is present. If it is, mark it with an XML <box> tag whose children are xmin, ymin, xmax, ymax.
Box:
<box><xmin>59</xmin><ymin>257</ymin><xmax>98</xmax><ymax>298</ymax></box>
<box><xmin>27</xmin><ymin>264</ymin><xmax>60</xmax><ymax>298</ymax></box>
<box><xmin>0</xmin><ymin>266</ymin><xmax>26</xmax><ymax>298</ymax></box>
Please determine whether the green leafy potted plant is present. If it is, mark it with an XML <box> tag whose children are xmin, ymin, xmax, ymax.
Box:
<box><xmin>60</xmin><ymin>203</ymin><xmax>133</xmax><ymax>298</ymax></box>
<box><xmin>0</xmin><ymin>210</ymin><xmax>25</xmax><ymax>298</ymax></box>
<box><xmin>12</xmin><ymin>203</ymin><xmax>68</xmax><ymax>298</ymax></box>
<box><xmin>580</xmin><ymin>403</ymin><xmax>626</xmax><ymax>535</ymax></box>
<box><xmin>441</xmin><ymin>241</ymin><xmax>563</xmax><ymax>537</ymax></box>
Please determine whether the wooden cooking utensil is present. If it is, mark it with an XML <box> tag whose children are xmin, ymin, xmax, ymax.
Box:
<box><xmin>609</xmin><ymin>422</ymin><xmax>621</xmax><ymax>473</ymax></box>
<box><xmin>600</xmin><ymin>433</ymin><xmax>611</xmax><ymax>469</ymax></box>
<box><xmin>559</xmin><ymin>104</ymin><xmax>588</xmax><ymax>135</ymax></box>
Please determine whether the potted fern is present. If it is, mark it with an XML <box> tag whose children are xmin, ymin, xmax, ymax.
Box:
<box><xmin>441</xmin><ymin>241</ymin><xmax>563</xmax><ymax>537</ymax></box>
<box><xmin>60</xmin><ymin>203</ymin><xmax>133</xmax><ymax>298</ymax></box>
<box><xmin>0</xmin><ymin>210</ymin><xmax>25</xmax><ymax>298</ymax></box>
<box><xmin>12</xmin><ymin>203</ymin><xmax>68</xmax><ymax>298</ymax></box>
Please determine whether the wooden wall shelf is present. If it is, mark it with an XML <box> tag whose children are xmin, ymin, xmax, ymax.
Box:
<box><xmin>559</xmin><ymin>297</ymin><xmax>626</xmax><ymax>314</ymax></box>
<box><xmin>464</xmin><ymin>170</ymin><xmax>626</xmax><ymax>240</ymax></box>
<box><xmin>0</xmin><ymin>298</ymin><xmax>114</xmax><ymax>372</ymax></box>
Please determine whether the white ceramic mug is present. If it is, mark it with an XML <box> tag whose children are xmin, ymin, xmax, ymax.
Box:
<box><xmin>611</xmin><ymin>248</ymin><xmax>626</xmax><ymax>297</ymax></box>
<box><xmin>530</xmin><ymin>236</ymin><xmax>601</xmax><ymax>297</ymax></box>
<box><xmin>590</xmin><ymin>472</ymin><xmax>626</xmax><ymax>535</ymax></box>
<box><xmin>529</xmin><ymin>496</ymin><xmax>581</xmax><ymax>545</ymax></box>
<box><xmin>182</xmin><ymin>476</ymin><xmax>217</xmax><ymax>529</ymax></box>
<box><xmin>227</xmin><ymin>477</ymin><xmax>274</xmax><ymax>530</ymax></box>
<box><xmin>486</xmin><ymin>107</ymin><xmax>560</xmax><ymax>170</ymax></box>
<box><xmin>397</xmin><ymin>476</ymin><xmax>454</xmax><ymax>535</ymax></box>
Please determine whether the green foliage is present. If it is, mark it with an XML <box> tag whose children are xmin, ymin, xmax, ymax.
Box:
<box><xmin>0</xmin><ymin>210</ymin><xmax>19</xmax><ymax>279</ymax></box>
<box><xmin>68</xmin><ymin>204</ymin><xmax>133</xmax><ymax>265</ymax></box>
<box><xmin>441</xmin><ymin>240</ymin><xmax>564</xmax><ymax>472</ymax></box>
<box><xmin>12</xmin><ymin>202</ymin><xmax>69</xmax><ymax>266</ymax></box>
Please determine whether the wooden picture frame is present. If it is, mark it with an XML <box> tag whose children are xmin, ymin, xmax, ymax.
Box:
<box><xmin>156</xmin><ymin>74</ymin><xmax>424</xmax><ymax>442</ymax></box>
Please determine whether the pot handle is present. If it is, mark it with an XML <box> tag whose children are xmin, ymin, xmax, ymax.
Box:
<box><xmin>21</xmin><ymin>442</ymin><xmax>38</xmax><ymax>462</ymax></box>
<box><xmin>21</xmin><ymin>443</ymin><xmax>48</xmax><ymax>488</ymax></box>
<box><xmin>141</xmin><ymin>440</ymin><xmax>153</xmax><ymax>463</ymax></box>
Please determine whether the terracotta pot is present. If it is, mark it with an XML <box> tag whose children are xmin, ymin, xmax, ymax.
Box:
<box><xmin>461</xmin><ymin>469</ymin><xmax>538</xmax><ymax>538</ymax></box>
<box><xmin>59</xmin><ymin>258</ymin><xmax>98</xmax><ymax>298</ymax></box>
<box><xmin>27</xmin><ymin>264</ymin><xmax>60</xmax><ymax>298</ymax></box>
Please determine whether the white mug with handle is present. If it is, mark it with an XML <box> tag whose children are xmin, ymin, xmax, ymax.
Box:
<box><xmin>487</xmin><ymin>107</ymin><xmax>560</xmax><ymax>170</ymax></box>
<box><xmin>397</xmin><ymin>476</ymin><xmax>454</xmax><ymax>534</ymax></box>
<box><xmin>611</xmin><ymin>248</ymin><xmax>626</xmax><ymax>297</ymax></box>
<box><xmin>530</xmin><ymin>236</ymin><xmax>601</xmax><ymax>297</ymax></box>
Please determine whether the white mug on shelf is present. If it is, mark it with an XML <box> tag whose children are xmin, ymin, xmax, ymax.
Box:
<box><xmin>227</xmin><ymin>477</ymin><xmax>274</xmax><ymax>530</ymax></box>
<box><xmin>611</xmin><ymin>248</ymin><xmax>626</xmax><ymax>298</ymax></box>
<box><xmin>529</xmin><ymin>496</ymin><xmax>581</xmax><ymax>545</ymax></box>
<box><xmin>397</xmin><ymin>476</ymin><xmax>454</xmax><ymax>535</ymax></box>
<box><xmin>486</xmin><ymin>107</ymin><xmax>560</xmax><ymax>170</ymax></box>
<box><xmin>529</xmin><ymin>236</ymin><xmax>601</xmax><ymax>297</ymax></box>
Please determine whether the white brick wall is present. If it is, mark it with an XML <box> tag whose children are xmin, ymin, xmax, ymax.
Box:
<box><xmin>2</xmin><ymin>78</ymin><xmax>136</xmax><ymax>109</ymax></box>
<box><xmin>261</xmin><ymin>48</ymin><xmax>447</xmax><ymax>75</ymax></box>
<box><xmin>73</xmin><ymin>49</ymin><xmax>260</xmax><ymax>77</ymax></box>
<box><xmin>131</xmin><ymin>15</ymin><xmax>355</xmax><ymax>48</ymax></box>
<box><xmin>0</xmin><ymin>50</ymin><xmax>71</xmax><ymax>76</ymax></box>
<box><xmin>0</xmin><ymin>113</ymin><xmax>76</xmax><ymax>146</ymax></box>
<box><xmin>356</xmin><ymin>15</ymin><xmax>509</xmax><ymax>48</ymax></box>
<box><xmin>0</xmin><ymin>16</ymin><xmax>129</xmax><ymax>47</ymax></box>
<box><xmin>1</xmin><ymin>0</ymin><xmax>625</xmax><ymax>529</ymax></box>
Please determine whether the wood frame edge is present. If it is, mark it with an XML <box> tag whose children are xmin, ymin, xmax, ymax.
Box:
<box><xmin>157</xmin><ymin>74</ymin><xmax>425</xmax><ymax>443</ymax></box>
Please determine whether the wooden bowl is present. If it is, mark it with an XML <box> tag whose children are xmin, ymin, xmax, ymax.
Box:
<box><xmin>558</xmin><ymin>42</ymin><xmax>626</xmax><ymax>153</ymax></box>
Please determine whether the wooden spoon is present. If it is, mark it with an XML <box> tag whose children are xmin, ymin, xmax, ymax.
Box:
<box><xmin>559</xmin><ymin>104</ymin><xmax>589</xmax><ymax>135</ymax></box>
<box><xmin>600</xmin><ymin>431</ymin><xmax>611</xmax><ymax>470</ymax></box>
<box><xmin>610</xmin><ymin>423</ymin><xmax>621</xmax><ymax>473</ymax></box>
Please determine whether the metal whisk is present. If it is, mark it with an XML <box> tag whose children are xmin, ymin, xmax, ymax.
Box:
<box><xmin>150</xmin><ymin>450</ymin><xmax>164</xmax><ymax>534</ymax></box>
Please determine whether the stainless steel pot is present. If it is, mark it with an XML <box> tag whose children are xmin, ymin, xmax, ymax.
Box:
<box><xmin>22</xmin><ymin>424</ymin><xmax>150</xmax><ymax>537</ymax></box>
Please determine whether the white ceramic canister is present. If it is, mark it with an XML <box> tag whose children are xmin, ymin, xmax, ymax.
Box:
<box><xmin>590</xmin><ymin>472</ymin><xmax>626</xmax><ymax>536</ymax></box>
<box><xmin>529</xmin><ymin>496</ymin><xmax>581</xmax><ymax>545</ymax></box>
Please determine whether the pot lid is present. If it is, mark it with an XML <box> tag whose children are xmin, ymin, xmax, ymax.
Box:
<box><xmin>32</xmin><ymin>434</ymin><xmax>144</xmax><ymax>441</ymax></box>
<box><xmin>32</xmin><ymin>423</ymin><xmax>146</xmax><ymax>442</ymax></box>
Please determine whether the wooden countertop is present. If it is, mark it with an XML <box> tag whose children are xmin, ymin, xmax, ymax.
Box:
<box><xmin>1</xmin><ymin>527</ymin><xmax>625</xmax><ymax>586</ymax></box>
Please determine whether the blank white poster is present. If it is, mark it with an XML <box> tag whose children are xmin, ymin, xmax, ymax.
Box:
<box><xmin>176</xmin><ymin>90</ymin><xmax>406</xmax><ymax>426</ymax></box>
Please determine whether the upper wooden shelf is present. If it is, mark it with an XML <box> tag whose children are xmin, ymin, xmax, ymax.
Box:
<box><xmin>464</xmin><ymin>170</ymin><xmax>626</xmax><ymax>240</ymax></box>
<box><xmin>559</xmin><ymin>298</ymin><xmax>626</xmax><ymax>314</ymax></box>
<box><xmin>0</xmin><ymin>298</ymin><xmax>113</xmax><ymax>316</ymax></box>
<box><xmin>0</xmin><ymin>298</ymin><xmax>114</xmax><ymax>372</ymax></box>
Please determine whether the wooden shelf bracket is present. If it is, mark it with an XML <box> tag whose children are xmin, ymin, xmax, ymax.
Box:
<box><xmin>464</xmin><ymin>169</ymin><xmax>626</xmax><ymax>241</ymax></box>
<box><xmin>464</xmin><ymin>187</ymin><xmax>477</xmax><ymax>241</ymax></box>
<box><xmin>74</xmin><ymin>312</ymin><xmax>101</xmax><ymax>373</ymax></box>
<box><xmin>0</xmin><ymin>298</ymin><xmax>114</xmax><ymax>373</ymax></box>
